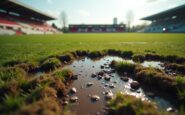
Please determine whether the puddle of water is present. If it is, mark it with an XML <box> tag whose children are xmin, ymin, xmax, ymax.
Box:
<box><xmin>35</xmin><ymin>72</ymin><xmax>45</xmax><ymax>77</ymax></box>
<box><xmin>141</xmin><ymin>61</ymin><xmax>164</xmax><ymax>69</ymax></box>
<box><xmin>62</xmin><ymin>56</ymin><xmax>174</xmax><ymax>115</ymax></box>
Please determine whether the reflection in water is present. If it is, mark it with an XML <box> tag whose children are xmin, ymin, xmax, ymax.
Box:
<box><xmin>63</xmin><ymin>56</ymin><xmax>174</xmax><ymax>115</ymax></box>
<box><xmin>141</xmin><ymin>61</ymin><xmax>164</xmax><ymax>69</ymax></box>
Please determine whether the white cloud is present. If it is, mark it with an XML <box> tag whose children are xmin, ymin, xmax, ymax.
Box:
<box><xmin>77</xmin><ymin>10</ymin><xmax>90</xmax><ymax>17</ymax></box>
<box><xmin>46</xmin><ymin>10</ymin><xmax>61</xmax><ymax>27</ymax></box>
<box><xmin>47</xmin><ymin>0</ymin><xmax>53</xmax><ymax>4</ymax></box>
<box><xmin>146</xmin><ymin>0</ymin><xmax>169</xmax><ymax>3</ymax></box>
<box><xmin>46</xmin><ymin>10</ymin><xmax>60</xmax><ymax>18</ymax></box>
<box><xmin>146</xmin><ymin>0</ymin><xmax>158</xmax><ymax>3</ymax></box>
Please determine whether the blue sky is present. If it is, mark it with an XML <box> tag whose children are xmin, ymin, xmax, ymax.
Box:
<box><xmin>18</xmin><ymin>0</ymin><xmax>185</xmax><ymax>27</ymax></box>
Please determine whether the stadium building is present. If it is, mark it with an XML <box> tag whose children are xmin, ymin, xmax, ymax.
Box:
<box><xmin>69</xmin><ymin>24</ymin><xmax>125</xmax><ymax>33</ymax></box>
<box><xmin>142</xmin><ymin>4</ymin><xmax>185</xmax><ymax>33</ymax></box>
<box><xmin>69</xmin><ymin>18</ymin><xmax>125</xmax><ymax>33</ymax></box>
<box><xmin>0</xmin><ymin>0</ymin><xmax>58</xmax><ymax>35</ymax></box>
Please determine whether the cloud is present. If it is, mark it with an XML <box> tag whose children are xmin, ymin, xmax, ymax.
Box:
<box><xmin>46</xmin><ymin>10</ymin><xmax>60</xmax><ymax>18</ymax></box>
<box><xmin>146</xmin><ymin>0</ymin><xmax>158</xmax><ymax>3</ymax></box>
<box><xmin>77</xmin><ymin>10</ymin><xmax>90</xmax><ymax>17</ymax></box>
<box><xmin>47</xmin><ymin>0</ymin><xmax>53</xmax><ymax>4</ymax></box>
<box><xmin>146</xmin><ymin>0</ymin><xmax>168</xmax><ymax>3</ymax></box>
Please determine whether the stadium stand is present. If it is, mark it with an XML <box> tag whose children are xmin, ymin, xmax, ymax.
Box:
<box><xmin>69</xmin><ymin>24</ymin><xmax>125</xmax><ymax>33</ymax></box>
<box><xmin>141</xmin><ymin>4</ymin><xmax>185</xmax><ymax>33</ymax></box>
<box><xmin>0</xmin><ymin>0</ymin><xmax>58</xmax><ymax>35</ymax></box>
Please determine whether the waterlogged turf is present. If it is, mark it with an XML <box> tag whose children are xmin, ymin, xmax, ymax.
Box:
<box><xmin>0</xmin><ymin>33</ymin><xmax>185</xmax><ymax>66</ymax></box>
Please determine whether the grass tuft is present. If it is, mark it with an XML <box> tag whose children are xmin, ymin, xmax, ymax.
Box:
<box><xmin>15</xmin><ymin>61</ymin><xmax>38</xmax><ymax>73</ymax></box>
<box><xmin>0</xmin><ymin>95</ymin><xmax>24</xmax><ymax>113</ymax></box>
<box><xmin>145</xmin><ymin>54</ymin><xmax>163</xmax><ymax>61</ymax></box>
<box><xmin>15</xmin><ymin>97</ymin><xmax>62</xmax><ymax>115</ymax></box>
<box><xmin>177</xmin><ymin>88</ymin><xmax>185</xmax><ymax>101</ymax></box>
<box><xmin>135</xmin><ymin>66</ymin><xmax>185</xmax><ymax>100</ymax></box>
<box><xmin>57</xmin><ymin>54</ymin><xmax>72</xmax><ymax>63</ymax></box>
<box><xmin>0</xmin><ymin>67</ymin><xmax>26</xmax><ymax>83</ymax></box>
<box><xmin>53</xmin><ymin>69</ymin><xmax>73</xmax><ymax>83</ymax></box>
<box><xmin>121</xmin><ymin>51</ymin><xmax>133</xmax><ymax>58</ymax></box>
<box><xmin>165</xmin><ymin>63</ymin><xmax>185</xmax><ymax>74</ymax></box>
<box><xmin>40</xmin><ymin>57</ymin><xmax>61</xmax><ymax>72</ymax></box>
<box><xmin>175</xmin><ymin>76</ymin><xmax>185</xmax><ymax>85</ymax></box>
<box><xmin>106</xmin><ymin>49</ymin><xmax>122</xmax><ymax>56</ymax></box>
<box><xmin>75</xmin><ymin>50</ymin><xmax>89</xmax><ymax>57</ymax></box>
<box><xmin>88</xmin><ymin>51</ymin><xmax>104</xmax><ymax>58</ymax></box>
<box><xmin>115</xmin><ymin>61</ymin><xmax>135</xmax><ymax>73</ymax></box>
<box><xmin>3</xmin><ymin>60</ymin><xmax>22</xmax><ymax>67</ymax></box>
<box><xmin>108</xmin><ymin>93</ymin><xmax>162</xmax><ymax>115</ymax></box>
<box><xmin>132</xmin><ymin>55</ymin><xmax>145</xmax><ymax>63</ymax></box>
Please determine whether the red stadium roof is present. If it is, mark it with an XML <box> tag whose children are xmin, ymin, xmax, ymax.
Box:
<box><xmin>0</xmin><ymin>0</ymin><xmax>55</xmax><ymax>21</ymax></box>
<box><xmin>141</xmin><ymin>4</ymin><xmax>185</xmax><ymax>20</ymax></box>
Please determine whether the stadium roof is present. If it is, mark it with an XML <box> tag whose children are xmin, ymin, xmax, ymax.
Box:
<box><xmin>0</xmin><ymin>0</ymin><xmax>55</xmax><ymax>21</ymax></box>
<box><xmin>141</xmin><ymin>4</ymin><xmax>185</xmax><ymax>20</ymax></box>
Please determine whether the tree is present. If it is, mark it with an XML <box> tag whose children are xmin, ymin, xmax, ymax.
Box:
<box><xmin>52</xmin><ymin>23</ymin><xmax>58</xmax><ymax>29</ymax></box>
<box><xmin>132</xmin><ymin>22</ymin><xmax>150</xmax><ymax>32</ymax></box>
<box><xmin>60</xmin><ymin>11</ymin><xmax>68</xmax><ymax>32</ymax></box>
<box><xmin>125</xmin><ymin>10</ymin><xmax>134</xmax><ymax>32</ymax></box>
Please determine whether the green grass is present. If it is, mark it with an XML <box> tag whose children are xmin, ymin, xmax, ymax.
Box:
<box><xmin>115</xmin><ymin>61</ymin><xmax>136</xmax><ymax>73</ymax></box>
<box><xmin>0</xmin><ymin>33</ymin><xmax>185</xmax><ymax>66</ymax></box>
<box><xmin>108</xmin><ymin>93</ymin><xmax>163</xmax><ymax>115</ymax></box>
<box><xmin>0</xmin><ymin>67</ymin><xmax>25</xmax><ymax>83</ymax></box>
<box><xmin>0</xmin><ymin>68</ymin><xmax>72</xmax><ymax>114</ymax></box>
<box><xmin>175</xmin><ymin>76</ymin><xmax>185</xmax><ymax>85</ymax></box>
<box><xmin>0</xmin><ymin>95</ymin><xmax>24</xmax><ymax>113</ymax></box>
<box><xmin>40</xmin><ymin>57</ymin><xmax>61</xmax><ymax>72</ymax></box>
<box><xmin>53</xmin><ymin>69</ymin><xmax>73</xmax><ymax>83</ymax></box>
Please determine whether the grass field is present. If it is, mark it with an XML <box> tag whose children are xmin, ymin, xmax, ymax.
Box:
<box><xmin>0</xmin><ymin>33</ymin><xmax>185</xmax><ymax>66</ymax></box>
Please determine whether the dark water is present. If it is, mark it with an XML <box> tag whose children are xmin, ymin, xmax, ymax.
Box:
<box><xmin>63</xmin><ymin>56</ymin><xmax>175</xmax><ymax>115</ymax></box>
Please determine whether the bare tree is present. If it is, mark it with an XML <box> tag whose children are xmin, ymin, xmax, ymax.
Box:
<box><xmin>125</xmin><ymin>10</ymin><xmax>134</xmax><ymax>32</ymax></box>
<box><xmin>60</xmin><ymin>11</ymin><xmax>68</xmax><ymax>32</ymax></box>
<box><xmin>132</xmin><ymin>22</ymin><xmax>149</xmax><ymax>32</ymax></box>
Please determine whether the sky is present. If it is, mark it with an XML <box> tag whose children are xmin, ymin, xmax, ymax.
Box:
<box><xmin>18</xmin><ymin>0</ymin><xmax>185</xmax><ymax>27</ymax></box>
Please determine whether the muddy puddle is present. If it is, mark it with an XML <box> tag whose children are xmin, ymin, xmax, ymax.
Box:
<box><xmin>62</xmin><ymin>56</ymin><xmax>176</xmax><ymax>115</ymax></box>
